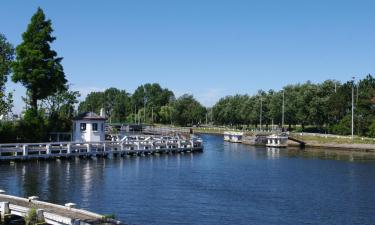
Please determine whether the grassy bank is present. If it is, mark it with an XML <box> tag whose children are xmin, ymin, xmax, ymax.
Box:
<box><xmin>290</xmin><ymin>133</ymin><xmax>375</xmax><ymax>145</ymax></box>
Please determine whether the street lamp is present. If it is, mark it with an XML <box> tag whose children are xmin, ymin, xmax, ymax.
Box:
<box><xmin>282</xmin><ymin>90</ymin><xmax>285</xmax><ymax>129</ymax></box>
<box><xmin>351</xmin><ymin>77</ymin><xmax>355</xmax><ymax>140</ymax></box>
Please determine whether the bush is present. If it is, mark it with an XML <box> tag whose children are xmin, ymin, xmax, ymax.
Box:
<box><xmin>18</xmin><ymin>109</ymin><xmax>48</xmax><ymax>142</ymax></box>
<box><xmin>0</xmin><ymin>121</ymin><xmax>18</xmax><ymax>143</ymax></box>
<box><xmin>330</xmin><ymin>115</ymin><xmax>351</xmax><ymax>135</ymax></box>
<box><xmin>24</xmin><ymin>207</ymin><xmax>45</xmax><ymax>225</ymax></box>
<box><xmin>367</xmin><ymin>120</ymin><xmax>375</xmax><ymax>137</ymax></box>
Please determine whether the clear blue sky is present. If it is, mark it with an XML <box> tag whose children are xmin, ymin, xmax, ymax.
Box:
<box><xmin>1</xmin><ymin>0</ymin><xmax>375</xmax><ymax>113</ymax></box>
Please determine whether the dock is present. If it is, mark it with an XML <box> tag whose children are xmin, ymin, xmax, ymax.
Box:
<box><xmin>0</xmin><ymin>135</ymin><xmax>203</xmax><ymax>161</ymax></box>
<box><xmin>0</xmin><ymin>191</ymin><xmax>121</xmax><ymax>224</ymax></box>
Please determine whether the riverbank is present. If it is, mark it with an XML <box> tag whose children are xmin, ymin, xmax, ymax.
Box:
<box><xmin>192</xmin><ymin>128</ymin><xmax>375</xmax><ymax>152</ymax></box>
<box><xmin>289</xmin><ymin>133</ymin><xmax>375</xmax><ymax>152</ymax></box>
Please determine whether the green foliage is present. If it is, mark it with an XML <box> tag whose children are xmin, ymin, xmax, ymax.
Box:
<box><xmin>132</xmin><ymin>83</ymin><xmax>175</xmax><ymax>123</ymax></box>
<box><xmin>159</xmin><ymin>105</ymin><xmax>173</xmax><ymax>124</ymax></box>
<box><xmin>24</xmin><ymin>207</ymin><xmax>44</xmax><ymax>225</ymax></box>
<box><xmin>172</xmin><ymin>94</ymin><xmax>206</xmax><ymax>126</ymax></box>
<box><xmin>18</xmin><ymin>109</ymin><xmax>48</xmax><ymax>142</ymax></box>
<box><xmin>78</xmin><ymin>88</ymin><xmax>131</xmax><ymax>123</ymax></box>
<box><xmin>0</xmin><ymin>33</ymin><xmax>15</xmax><ymax>115</ymax></box>
<box><xmin>366</xmin><ymin>120</ymin><xmax>375</xmax><ymax>138</ymax></box>
<box><xmin>103</xmin><ymin>214</ymin><xmax>116</xmax><ymax>219</ymax></box>
<box><xmin>211</xmin><ymin>76</ymin><xmax>375</xmax><ymax>136</ymax></box>
<box><xmin>41</xmin><ymin>85</ymin><xmax>80</xmax><ymax>132</ymax></box>
<box><xmin>78</xmin><ymin>84</ymin><xmax>174</xmax><ymax>124</ymax></box>
<box><xmin>12</xmin><ymin>7</ymin><xmax>67</xmax><ymax>110</ymax></box>
<box><xmin>0</xmin><ymin>121</ymin><xmax>18</xmax><ymax>143</ymax></box>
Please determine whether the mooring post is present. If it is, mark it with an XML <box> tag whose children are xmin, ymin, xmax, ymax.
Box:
<box><xmin>36</xmin><ymin>209</ymin><xmax>44</xmax><ymax>222</ymax></box>
<box><xmin>86</xmin><ymin>144</ymin><xmax>91</xmax><ymax>153</ymax></box>
<box><xmin>0</xmin><ymin>202</ymin><xmax>10</xmax><ymax>218</ymax></box>
<box><xmin>67</xmin><ymin>143</ymin><xmax>72</xmax><ymax>154</ymax></box>
<box><xmin>23</xmin><ymin>144</ymin><xmax>28</xmax><ymax>156</ymax></box>
<box><xmin>46</xmin><ymin>144</ymin><xmax>51</xmax><ymax>155</ymax></box>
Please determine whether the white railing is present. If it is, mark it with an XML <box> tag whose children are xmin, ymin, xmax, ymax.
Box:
<box><xmin>0</xmin><ymin>136</ymin><xmax>203</xmax><ymax>160</ymax></box>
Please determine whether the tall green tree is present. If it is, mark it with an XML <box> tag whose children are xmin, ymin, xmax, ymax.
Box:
<box><xmin>132</xmin><ymin>83</ymin><xmax>175</xmax><ymax>123</ymax></box>
<box><xmin>172</xmin><ymin>94</ymin><xmax>206</xmax><ymax>126</ymax></box>
<box><xmin>0</xmin><ymin>34</ymin><xmax>14</xmax><ymax>115</ymax></box>
<box><xmin>41</xmin><ymin>85</ymin><xmax>80</xmax><ymax>132</ymax></box>
<box><xmin>12</xmin><ymin>7</ymin><xmax>67</xmax><ymax>111</ymax></box>
<box><xmin>78</xmin><ymin>88</ymin><xmax>131</xmax><ymax>123</ymax></box>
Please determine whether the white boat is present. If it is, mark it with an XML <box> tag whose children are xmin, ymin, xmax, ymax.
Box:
<box><xmin>224</xmin><ymin>131</ymin><xmax>244</xmax><ymax>143</ymax></box>
<box><xmin>266</xmin><ymin>133</ymin><xmax>288</xmax><ymax>148</ymax></box>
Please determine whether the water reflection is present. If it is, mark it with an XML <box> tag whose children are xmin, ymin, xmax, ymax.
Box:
<box><xmin>266</xmin><ymin>147</ymin><xmax>280</xmax><ymax>159</ymax></box>
<box><xmin>285</xmin><ymin>148</ymin><xmax>375</xmax><ymax>162</ymax></box>
<box><xmin>0</xmin><ymin>134</ymin><xmax>374</xmax><ymax>225</ymax></box>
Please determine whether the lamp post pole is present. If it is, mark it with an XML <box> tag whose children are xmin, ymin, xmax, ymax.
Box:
<box><xmin>282</xmin><ymin>90</ymin><xmax>285</xmax><ymax>130</ymax></box>
<box><xmin>351</xmin><ymin>77</ymin><xmax>355</xmax><ymax>140</ymax></box>
<box><xmin>260</xmin><ymin>96</ymin><xmax>262</xmax><ymax>131</ymax></box>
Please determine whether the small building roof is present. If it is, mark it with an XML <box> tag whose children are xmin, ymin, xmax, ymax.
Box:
<box><xmin>73</xmin><ymin>112</ymin><xmax>106</xmax><ymax>121</ymax></box>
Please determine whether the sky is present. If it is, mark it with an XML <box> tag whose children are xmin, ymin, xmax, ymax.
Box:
<box><xmin>1</xmin><ymin>0</ymin><xmax>375</xmax><ymax>113</ymax></box>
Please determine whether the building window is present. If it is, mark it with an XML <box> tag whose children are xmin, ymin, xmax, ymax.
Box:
<box><xmin>92</xmin><ymin>123</ymin><xmax>98</xmax><ymax>131</ymax></box>
<box><xmin>73</xmin><ymin>122</ymin><xmax>76</xmax><ymax>131</ymax></box>
<box><xmin>80</xmin><ymin>123</ymin><xmax>86</xmax><ymax>131</ymax></box>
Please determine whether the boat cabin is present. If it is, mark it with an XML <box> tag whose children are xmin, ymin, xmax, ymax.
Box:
<box><xmin>224</xmin><ymin>131</ymin><xmax>244</xmax><ymax>143</ymax></box>
<box><xmin>266</xmin><ymin>134</ymin><xmax>288</xmax><ymax>148</ymax></box>
<box><xmin>72</xmin><ymin>112</ymin><xmax>106</xmax><ymax>142</ymax></box>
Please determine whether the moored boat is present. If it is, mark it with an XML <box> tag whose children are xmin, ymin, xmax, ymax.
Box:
<box><xmin>224</xmin><ymin>131</ymin><xmax>244</xmax><ymax>143</ymax></box>
<box><xmin>266</xmin><ymin>133</ymin><xmax>288</xmax><ymax>148</ymax></box>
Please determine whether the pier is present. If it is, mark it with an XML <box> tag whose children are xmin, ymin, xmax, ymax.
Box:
<box><xmin>0</xmin><ymin>135</ymin><xmax>203</xmax><ymax>161</ymax></box>
<box><xmin>0</xmin><ymin>191</ymin><xmax>121</xmax><ymax>225</ymax></box>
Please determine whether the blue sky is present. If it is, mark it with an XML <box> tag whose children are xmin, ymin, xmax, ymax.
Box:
<box><xmin>1</xmin><ymin>0</ymin><xmax>375</xmax><ymax>113</ymax></box>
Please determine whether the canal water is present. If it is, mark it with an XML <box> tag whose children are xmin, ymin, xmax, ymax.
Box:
<box><xmin>1</xmin><ymin>134</ymin><xmax>375</xmax><ymax>225</ymax></box>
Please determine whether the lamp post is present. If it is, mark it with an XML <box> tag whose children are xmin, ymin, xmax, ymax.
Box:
<box><xmin>259</xmin><ymin>96</ymin><xmax>262</xmax><ymax>131</ymax></box>
<box><xmin>282</xmin><ymin>90</ymin><xmax>285</xmax><ymax>130</ymax></box>
<box><xmin>143</xmin><ymin>87</ymin><xmax>146</xmax><ymax>124</ymax></box>
<box><xmin>351</xmin><ymin>77</ymin><xmax>355</xmax><ymax>140</ymax></box>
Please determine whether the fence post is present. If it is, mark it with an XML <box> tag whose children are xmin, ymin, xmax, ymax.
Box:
<box><xmin>86</xmin><ymin>144</ymin><xmax>91</xmax><ymax>153</ymax></box>
<box><xmin>23</xmin><ymin>145</ymin><xmax>28</xmax><ymax>156</ymax></box>
<box><xmin>0</xmin><ymin>202</ymin><xmax>10</xmax><ymax>218</ymax></box>
<box><xmin>46</xmin><ymin>144</ymin><xmax>51</xmax><ymax>155</ymax></box>
<box><xmin>36</xmin><ymin>209</ymin><xmax>44</xmax><ymax>222</ymax></box>
<box><xmin>67</xmin><ymin>143</ymin><xmax>72</xmax><ymax>154</ymax></box>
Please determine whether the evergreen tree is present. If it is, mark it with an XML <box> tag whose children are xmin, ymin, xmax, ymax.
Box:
<box><xmin>12</xmin><ymin>7</ymin><xmax>67</xmax><ymax>111</ymax></box>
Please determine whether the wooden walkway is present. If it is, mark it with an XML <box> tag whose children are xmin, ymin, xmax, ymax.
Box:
<box><xmin>0</xmin><ymin>136</ymin><xmax>203</xmax><ymax>161</ymax></box>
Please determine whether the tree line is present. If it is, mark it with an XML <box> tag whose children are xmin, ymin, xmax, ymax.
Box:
<box><xmin>1</xmin><ymin>7</ymin><xmax>375</xmax><ymax>143</ymax></box>
<box><xmin>212</xmin><ymin>76</ymin><xmax>375</xmax><ymax>137</ymax></box>
<box><xmin>77</xmin><ymin>85</ymin><xmax>206</xmax><ymax>126</ymax></box>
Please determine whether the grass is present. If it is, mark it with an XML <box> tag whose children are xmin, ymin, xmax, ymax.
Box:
<box><xmin>290</xmin><ymin>133</ymin><xmax>375</xmax><ymax>145</ymax></box>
